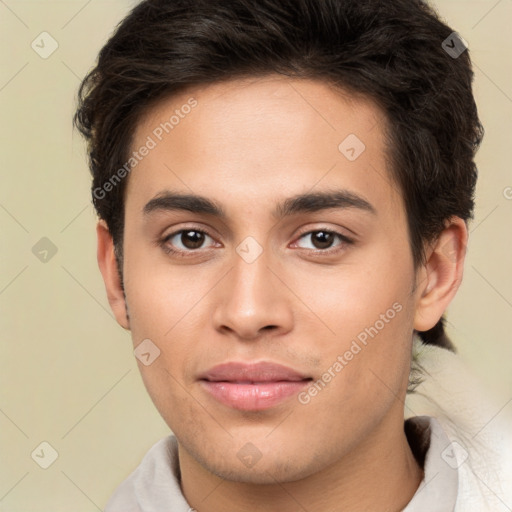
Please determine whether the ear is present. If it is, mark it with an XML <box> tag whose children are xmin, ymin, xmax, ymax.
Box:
<box><xmin>96</xmin><ymin>220</ymin><xmax>130</xmax><ymax>330</ymax></box>
<box><xmin>413</xmin><ymin>217</ymin><xmax>468</xmax><ymax>332</ymax></box>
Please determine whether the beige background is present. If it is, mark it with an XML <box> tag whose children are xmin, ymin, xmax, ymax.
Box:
<box><xmin>1</xmin><ymin>0</ymin><xmax>511</xmax><ymax>510</ymax></box>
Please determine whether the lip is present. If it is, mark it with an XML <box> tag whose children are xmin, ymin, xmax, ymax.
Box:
<box><xmin>198</xmin><ymin>361</ymin><xmax>312</xmax><ymax>411</ymax></box>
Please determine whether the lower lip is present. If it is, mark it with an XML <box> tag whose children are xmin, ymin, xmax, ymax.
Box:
<box><xmin>200</xmin><ymin>380</ymin><xmax>311</xmax><ymax>411</ymax></box>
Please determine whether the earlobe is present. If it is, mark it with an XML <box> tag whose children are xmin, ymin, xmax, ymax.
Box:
<box><xmin>413</xmin><ymin>217</ymin><xmax>468</xmax><ymax>332</ymax></box>
<box><xmin>96</xmin><ymin>220</ymin><xmax>130</xmax><ymax>330</ymax></box>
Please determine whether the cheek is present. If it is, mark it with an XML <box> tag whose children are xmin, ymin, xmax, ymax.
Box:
<box><xmin>297</xmin><ymin>299</ymin><xmax>415</xmax><ymax>444</ymax></box>
<box><xmin>123</xmin><ymin>253</ymin><xmax>215</xmax><ymax>344</ymax></box>
<box><xmin>136</xmin><ymin>358</ymin><xmax>208</xmax><ymax>440</ymax></box>
<box><xmin>290</xmin><ymin>247</ymin><xmax>413</xmax><ymax>342</ymax></box>
<box><xmin>291</xmin><ymin>253</ymin><xmax>416</xmax><ymax>406</ymax></box>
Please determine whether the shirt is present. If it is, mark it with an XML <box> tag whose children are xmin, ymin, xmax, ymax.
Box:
<box><xmin>104</xmin><ymin>415</ymin><xmax>459</xmax><ymax>512</ymax></box>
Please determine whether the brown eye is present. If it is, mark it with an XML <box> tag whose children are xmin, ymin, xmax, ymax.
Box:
<box><xmin>294</xmin><ymin>229</ymin><xmax>353</xmax><ymax>253</ymax></box>
<box><xmin>164</xmin><ymin>229</ymin><xmax>215</xmax><ymax>252</ymax></box>
<box><xmin>311</xmin><ymin>231</ymin><xmax>335</xmax><ymax>249</ymax></box>
<box><xmin>180</xmin><ymin>230</ymin><xmax>205</xmax><ymax>249</ymax></box>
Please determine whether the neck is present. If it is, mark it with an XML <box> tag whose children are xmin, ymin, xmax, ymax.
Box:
<box><xmin>178</xmin><ymin>414</ymin><xmax>424</xmax><ymax>512</ymax></box>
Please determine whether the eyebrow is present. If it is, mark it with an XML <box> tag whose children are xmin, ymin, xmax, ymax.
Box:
<box><xmin>143</xmin><ymin>190</ymin><xmax>376</xmax><ymax>219</ymax></box>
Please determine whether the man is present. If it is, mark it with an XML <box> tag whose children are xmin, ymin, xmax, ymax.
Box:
<box><xmin>74</xmin><ymin>0</ymin><xmax>511</xmax><ymax>510</ymax></box>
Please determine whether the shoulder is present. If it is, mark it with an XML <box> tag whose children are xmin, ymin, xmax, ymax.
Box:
<box><xmin>406</xmin><ymin>336</ymin><xmax>512</xmax><ymax>511</ymax></box>
<box><xmin>104</xmin><ymin>434</ymin><xmax>192</xmax><ymax>512</ymax></box>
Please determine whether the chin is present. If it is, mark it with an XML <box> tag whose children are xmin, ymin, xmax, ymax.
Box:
<box><xmin>185</xmin><ymin>438</ymin><xmax>328</xmax><ymax>484</ymax></box>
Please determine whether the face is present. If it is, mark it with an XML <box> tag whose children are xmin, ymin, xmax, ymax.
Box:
<box><xmin>118</xmin><ymin>76</ymin><xmax>423</xmax><ymax>483</ymax></box>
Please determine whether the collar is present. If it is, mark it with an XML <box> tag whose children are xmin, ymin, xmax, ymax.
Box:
<box><xmin>105</xmin><ymin>415</ymin><xmax>458</xmax><ymax>511</ymax></box>
<box><xmin>402</xmin><ymin>416</ymin><xmax>459</xmax><ymax>511</ymax></box>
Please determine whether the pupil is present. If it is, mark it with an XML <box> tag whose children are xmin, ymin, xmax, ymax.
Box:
<box><xmin>182</xmin><ymin>231</ymin><xmax>204</xmax><ymax>249</ymax></box>
<box><xmin>313</xmin><ymin>231</ymin><xmax>333</xmax><ymax>249</ymax></box>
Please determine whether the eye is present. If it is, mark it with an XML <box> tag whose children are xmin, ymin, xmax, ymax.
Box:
<box><xmin>294</xmin><ymin>229</ymin><xmax>353</xmax><ymax>252</ymax></box>
<box><xmin>162</xmin><ymin>229</ymin><xmax>216</xmax><ymax>253</ymax></box>
<box><xmin>159</xmin><ymin>227</ymin><xmax>353</xmax><ymax>258</ymax></box>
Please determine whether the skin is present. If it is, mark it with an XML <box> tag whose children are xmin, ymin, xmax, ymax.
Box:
<box><xmin>97</xmin><ymin>76</ymin><xmax>467</xmax><ymax>512</ymax></box>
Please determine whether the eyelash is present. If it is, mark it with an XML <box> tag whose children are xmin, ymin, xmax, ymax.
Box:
<box><xmin>159</xmin><ymin>227</ymin><xmax>354</xmax><ymax>258</ymax></box>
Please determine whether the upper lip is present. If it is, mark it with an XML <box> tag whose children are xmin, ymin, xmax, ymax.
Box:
<box><xmin>198</xmin><ymin>361</ymin><xmax>311</xmax><ymax>382</ymax></box>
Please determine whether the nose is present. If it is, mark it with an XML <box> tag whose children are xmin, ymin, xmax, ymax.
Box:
<box><xmin>211</xmin><ymin>247</ymin><xmax>294</xmax><ymax>341</ymax></box>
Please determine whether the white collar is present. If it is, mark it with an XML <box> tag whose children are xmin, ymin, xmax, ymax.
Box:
<box><xmin>105</xmin><ymin>415</ymin><xmax>459</xmax><ymax>511</ymax></box>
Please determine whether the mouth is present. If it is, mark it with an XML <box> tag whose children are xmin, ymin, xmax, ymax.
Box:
<box><xmin>198</xmin><ymin>361</ymin><xmax>313</xmax><ymax>411</ymax></box>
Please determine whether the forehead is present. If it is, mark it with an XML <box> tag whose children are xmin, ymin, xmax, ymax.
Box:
<box><xmin>126</xmin><ymin>75</ymin><xmax>400</xmax><ymax>219</ymax></box>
